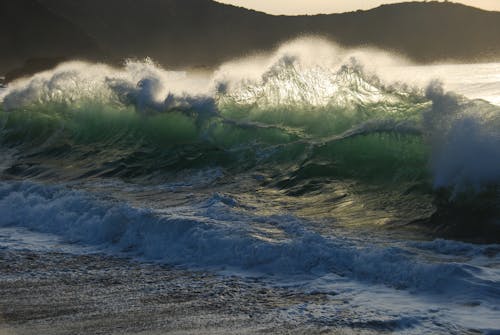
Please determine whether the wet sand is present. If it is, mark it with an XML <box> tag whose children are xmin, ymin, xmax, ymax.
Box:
<box><xmin>0</xmin><ymin>249</ymin><xmax>350</xmax><ymax>335</ymax></box>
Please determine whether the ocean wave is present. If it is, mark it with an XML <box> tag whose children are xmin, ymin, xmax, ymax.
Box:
<box><xmin>0</xmin><ymin>39</ymin><xmax>499</xmax><ymax>222</ymax></box>
<box><xmin>0</xmin><ymin>46</ymin><xmax>427</xmax><ymax>176</ymax></box>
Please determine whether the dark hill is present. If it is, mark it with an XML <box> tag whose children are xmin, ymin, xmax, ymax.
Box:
<box><xmin>38</xmin><ymin>0</ymin><xmax>296</xmax><ymax>67</ymax></box>
<box><xmin>2</xmin><ymin>0</ymin><xmax>500</xmax><ymax>79</ymax></box>
<box><xmin>311</xmin><ymin>1</ymin><xmax>500</xmax><ymax>62</ymax></box>
<box><xmin>0</xmin><ymin>0</ymin><xmax>102</xmax><ymax>76</ymax></box>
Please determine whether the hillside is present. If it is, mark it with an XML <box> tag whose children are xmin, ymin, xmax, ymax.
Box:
<box><xmin>0</xmin><ymin>0</ymin><xmax>102</xmax><ymax>76</ymax></box>
<box><xmin>2</xmin><ymin>0</ymin><xmax>500</xmax><ymax>79</ymax></box>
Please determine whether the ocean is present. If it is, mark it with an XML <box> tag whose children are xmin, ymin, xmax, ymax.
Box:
<box><xmin>0</xmin><ymin>39</ymin><xmax>499</xmax><ymax>334</ymax></box>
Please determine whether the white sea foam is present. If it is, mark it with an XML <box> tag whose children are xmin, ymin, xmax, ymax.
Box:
<box><xmin>0</xmin><ymin>180</ymin><xmax>498</xmax><ymax>297</ymax></box>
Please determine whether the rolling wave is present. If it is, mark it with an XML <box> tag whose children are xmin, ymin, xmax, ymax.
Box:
<box><xmin>0</xmin><ymin>39</ymin><xmax>499</xmax><ymax>238</ymax></box>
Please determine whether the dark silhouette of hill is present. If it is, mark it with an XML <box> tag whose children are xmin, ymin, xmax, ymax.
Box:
<box><xmin>38</xmin><ymin>0</ymin><xmax>296</xmax><ymax>68</ymax></box>
<box><xmin>2</xmin><ymin>0</ymin><xmax>500</xmax><ymax>79</ymax></box>
<box><xmin>0</xmin><ymin>0</ymin><xmax>102</xmax><ymax>76</ymax></box>
<box><xmin>309</xmin><ymin>1</ymin><xmax>500</xmax><ymax>62</ymax></box>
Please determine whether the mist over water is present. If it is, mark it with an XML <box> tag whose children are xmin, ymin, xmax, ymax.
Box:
<box><xmin>1</xmin><ymin>38</ymin><xmax>500</xmax><ymax>334</ymax></box>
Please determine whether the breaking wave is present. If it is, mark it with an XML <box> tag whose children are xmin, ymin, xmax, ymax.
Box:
<box><xmin>0</xmin><ymin>38</ymin><xmax>499</xmax><ymax>236</ymax></box>
<box><xmin>1</xmin><ymin>179</ymin><xmax>499</xmax><ymax>302</ymax></box>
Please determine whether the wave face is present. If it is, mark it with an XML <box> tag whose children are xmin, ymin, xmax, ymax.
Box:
<box><xmin>1</xmin><ymin>40</ymin><xmax>500</xmax><ymax>193</ymax></box>
<box><xmin>0</xmin><ymin>46</ymin><xmax>428</xmax><ymax>182</ymax></box>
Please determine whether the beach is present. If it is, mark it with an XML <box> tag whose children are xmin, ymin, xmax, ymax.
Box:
<box><xmin>0</xmin><ymin>247</ymin><xmax>347</xmax><ymax>335</ymax></box>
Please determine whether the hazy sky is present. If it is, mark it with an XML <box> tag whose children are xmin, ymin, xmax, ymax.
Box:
<box><xmin>215</xmin><ymin>0</ymin><xmax>500</xmax><ymax>15</ymax></box>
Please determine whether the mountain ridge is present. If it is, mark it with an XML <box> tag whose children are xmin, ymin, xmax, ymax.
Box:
<box><xmin>2</xmin><ymin>0</ymin><xmax>500</xmax><ymax>80</ymax></box>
